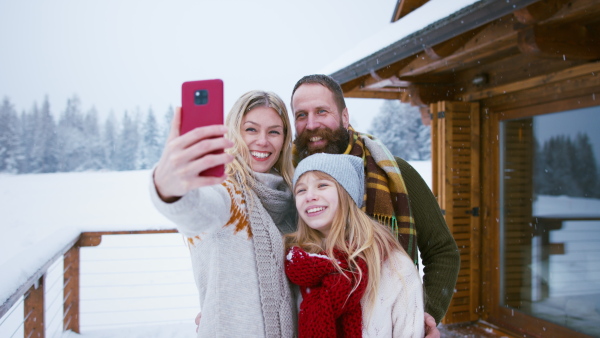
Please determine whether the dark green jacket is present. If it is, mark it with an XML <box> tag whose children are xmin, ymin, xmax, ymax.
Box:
<box><xmin>395</xmin><ymin>157</ymin><xmax>460</xmax><ymax>324</ymax></box>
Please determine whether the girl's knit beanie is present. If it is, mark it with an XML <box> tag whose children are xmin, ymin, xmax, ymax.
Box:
<box><xmin>293</xmin><ymin>153</ymin><xmax>364</xmax><ymax>207</ymax></box>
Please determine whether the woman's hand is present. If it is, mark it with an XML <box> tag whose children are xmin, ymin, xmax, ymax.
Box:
<box><xmin>153</xmin><ymin>107</ymin><xmax>234</xmax><ymax>202</ymax></box>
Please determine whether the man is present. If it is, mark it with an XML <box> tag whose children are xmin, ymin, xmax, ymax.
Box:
<box><xmin>291</xmin><ymin>74</ymin><xmax>460</xmax><ymax>335</ymax></box>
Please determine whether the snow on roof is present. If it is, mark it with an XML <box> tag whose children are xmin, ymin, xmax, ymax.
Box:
<box><xmin>319</xmin><ymin>0</ymin><xmax>481</xmax><ymax>75</ymax></box>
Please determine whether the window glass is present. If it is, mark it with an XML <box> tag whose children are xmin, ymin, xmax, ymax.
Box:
<box><xmin>500</xmin><ymin>106</ymin><xmax>600</xmax><ymax>336</ymax></box>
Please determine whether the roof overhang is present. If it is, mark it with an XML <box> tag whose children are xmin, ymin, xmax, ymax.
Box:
<box><xmin>331</xmin><ymin>0</ymin><xmax>541</xmax><ymax>86</ymax></box>
<box><xmin>328</xmin><ymin>0</ymin><xmax>600</xmax><ymax>121</ymax></box>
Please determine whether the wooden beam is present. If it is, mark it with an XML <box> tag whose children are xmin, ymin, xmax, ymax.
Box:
<box><xmin>400</xmin><ymin>91</ymin><xmax>411</xmax><ymax>104</ymax></box>
<box><xmin>534</xmin><ymin>0</ymin><xmax>600</xmax><ymax>26</ymax></box>
<box><xmin>518</xmin><ymin>22</ymin><xmax>600</xmax><ymax>60</ymax></box>
<box><xmin>392</xmin><ymin>0</ymin><xmax>429</xmax><ymax>22</ymax></box>
<box><xmin>340</xmin><ymin>75</ymin><xmax>368</xmax><ymax>94</ymax></box>
<box><xmin>63</xmin><ymin>246</ymin><xmax>80</xmax><ymax>333</ymax></box>
<box><xmin>398</xmin><ymin>20</ymin><xmax>518</xmax><ymax>77</ymax></box>
<box><xmin>24</xmin><ymin>276</ymin><xmax>45</xmax><ymax>338</ymax></box>
<box><xmin>362</xmin><ymin>76</ymin><xmax>412</xmax><ymax>90</ymax></box>
<box><xmin>373</xmin><ymin>58</ymin><xmax>415</xmax><ymax>80</ymax></box>
<box><xmin>463</xmin><ymin>61</ymin><xmax>600</xmax><ymax>101</ymax></box>
<box><xmin>480</xmin><ymin>68</ymin><xmax>600</xmax><ymax>111</ymax></box>
<box><xmin>78</xmin><ymin>234</ymin><xmax>102</xmax><ymax>247</ymax></box>
<box><xmin>423</xmin><ymin>26</ymin><xmax>486</xmax><ymax>60</ymax></box>
<box><xmin>419</xmin><ymin>106</ymin><xmax>431</xmax><ymax>126</ymax></box>
<box><xmin>513</xmin><ymin>0</ymin><xmax>570</xmax><ymax>24</ymax></box>
<box><xmin>408</xmin><ymin>83</ymin><xmax>458</xmax><ymax>106</ymax></box>
<box><xmin>344</xmin><ymin>89</ymin><xmax>404</xmax><ymax>100</ymax></box>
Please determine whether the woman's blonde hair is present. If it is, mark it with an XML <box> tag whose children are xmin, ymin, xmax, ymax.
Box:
<box><xmin>225</xmin><ymin>90</ymin><xmax>294</xmax><ymax>190</ymax></box>
<box><xmin>285</xmin><ymin>171</ymin><xmax>407</xmax><ymax>309</ymax></box>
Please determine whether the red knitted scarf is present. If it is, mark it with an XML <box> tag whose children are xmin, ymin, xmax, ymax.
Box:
<box><xmin>285</xmin><ymin>246</ymin><xmax>368</xmax><ymax>338</ymax></box>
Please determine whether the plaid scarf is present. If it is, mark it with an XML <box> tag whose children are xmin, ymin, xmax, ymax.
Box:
<box><xmin>291</xmin><ymin>127</ymin><xmax>418</xmax><ymax>264</ymax></box>
<box><xmin>346</xmin><ymin>127</ymin><xmax>417</xmax><ymax>264</ymax></box>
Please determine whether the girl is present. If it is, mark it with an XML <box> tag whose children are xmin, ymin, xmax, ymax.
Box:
<box><xmin>285</xmin><ymin>153</ymin><xmax>424</xmax><ymax>337</ymax></box>
<box><xmin>152</xmin><ymin>90</ymin><xmax>296</xmax><ymax>337</ymax></box>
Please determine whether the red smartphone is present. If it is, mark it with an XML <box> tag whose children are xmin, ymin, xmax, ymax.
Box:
<box><xmin>181</xmin><ymin>79</ymin><xmax>225</xmax><ymax>177</ymax></box>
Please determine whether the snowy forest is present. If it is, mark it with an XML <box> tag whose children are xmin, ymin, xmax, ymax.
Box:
<box><xmin>0</xmin><ymin>96</ymin><xmax>170</xmax><ymax>174</ymax></box>
<box><xmin>534</xmin><ymin>133</ymin><xmax>600</xmax><ymax>199</ymax></box>
<box><xmin>3</xmin><ymin>93</ymin><xmax>599</xmax><ymax>198</ymax></box>
<box><xmin>368</xmin><ymin>100</ymin><xmax>431</xmax><ymax>160</ymax></box>
<box><xmin>0</xmin><ymin>96</ymin><xmax>435</xmax><ymax>174</ymax></box>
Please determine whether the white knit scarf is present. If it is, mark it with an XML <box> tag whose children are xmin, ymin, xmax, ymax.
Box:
<box><xmin>237</xmin><ymin>172</ymin><xmax>296</xmax><ymax>338</ymax></box>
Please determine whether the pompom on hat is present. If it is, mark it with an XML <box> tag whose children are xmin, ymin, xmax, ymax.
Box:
<box><xmin>293</xmin><ymin>153</ymin><xmax>365</xmax><ymax>207</ymax></box>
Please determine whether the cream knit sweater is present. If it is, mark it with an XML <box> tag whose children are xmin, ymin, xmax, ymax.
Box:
<box><xmin>150</xmin><ymin>175</ymin><xmax>295</xmax><ymax>337</ymax></box>
<box><xmin>362</xmin><ymin>251</ymin><xmax>425</xmax><ymax>337</ymax></box>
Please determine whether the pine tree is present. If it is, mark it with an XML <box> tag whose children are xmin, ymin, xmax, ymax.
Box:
<box><xmin>573</xmin><ymin>133</ymin><xmax>599</xmax><ymax>198</ymax></box>
<box><xmin>368</xmin><ymin>100</ymin><xmax>430</xmax><ymax>160</ymax></box>
<box><xmin>0</xmin><ymin>98</ymin><xmax>12</xmax><ymax>171</ymax></box>
<box><xmin>162</xmin><ymin>105</ymin><xmax>174</xmax><ymax>145</ymax></box>
<box><xmin>535</xmin><ymin>134</ymin><xmax>600</xmax><ymax>198</ymax></box>
<box><xmin>103</xmin><ymin>112</ymin><xmax>118</xmax><ymax>170</ymax></box>
<box><xmin>36</xmin><ymin>97</ymin><xmax>59</xmax><ymax>173</ymax></box>
<box><xmin>115</xmin><ymin>111</ymin><xmax>139</xmax><ymax>171</ymax></box>
<box><xmin>0</xmin><ymin>98</ymin><xmax>22</xmax><ymax>173</ymax></box>
<box><xmin>81</xmin><ymin>107</ymin><xmax>105</xmax><ymax>171</ymax></box>
<box><xmin>533</xmin><ymin>138</ymin><xmax>546</xmax><ymax>196</ymax></box>
<box><xmin>415</xmin><ymin>111</ymin><xmax>431</xmax><ymax>160</ymax></box>
<box><xmin>56</xmin><ymin>96</ymin><xmax>86</xmax><ymax>172</ymax></box>
<box><xmin>19</xmin><ymin>107</ymin><xmax>37</xmax><ymax>173</ymax></box>
<box><xmin>138</xmin><ymin>108</ymin><xmax>162</xmax><ymax>169</ymax></box>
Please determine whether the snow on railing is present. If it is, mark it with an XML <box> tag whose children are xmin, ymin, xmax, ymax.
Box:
<box><xmin>0</xmin><ymin>230</ymin><xmax>197</xmax><ymax>337</ymax></box>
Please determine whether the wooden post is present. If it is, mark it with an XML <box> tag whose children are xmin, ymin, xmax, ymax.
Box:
<box><xmin>63</xmin><ymin>245</ymin><xmax>80</xmax><ymax>333</ymax></box>
<box><xmin>63</xmin><ymin>233</ymin><xmax>102</xmax><ymax>334</ymax></box>
<box><xmin>24</xmin><ymin>275</ymin><xmax>45</xmax><ymax>338</ymax></box>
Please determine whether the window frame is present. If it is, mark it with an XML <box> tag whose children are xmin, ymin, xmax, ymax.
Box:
<box><xmin>481</xmin><ymin>94</ymin><xmax>599</xmax><ymax>337</ymax></box>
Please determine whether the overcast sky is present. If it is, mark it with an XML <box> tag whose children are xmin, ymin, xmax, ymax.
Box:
<box><xmin>0</xmin><ymin>0</ymin><xmax>399</xmax><ymax>132</ymax></box>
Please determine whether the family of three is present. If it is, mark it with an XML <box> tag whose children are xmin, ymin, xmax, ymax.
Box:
<box><xmin>150</xmin><ymin>74</ymin><xmax>460</xmax><ymax>337</ymax></box>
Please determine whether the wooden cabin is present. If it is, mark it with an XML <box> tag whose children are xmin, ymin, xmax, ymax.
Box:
<box><xmin>328</xmin><ymin>0</ymin><xmax>600</xmax><ymax>336</ymax></box>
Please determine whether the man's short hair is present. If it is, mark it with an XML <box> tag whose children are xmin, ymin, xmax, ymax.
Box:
<box><xmin>291</xmin><ymin>74</ymin><xmax>347</xmax><ymax>113</ymax></box>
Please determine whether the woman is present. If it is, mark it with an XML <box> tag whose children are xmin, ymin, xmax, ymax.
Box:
<box><xmin>285</xmin><ymin>153</ymin><xmax>424</xmax><ymax>337</ymax></box>
<box><xmin>151</xmin><ymin>90</ymin><xmax>296</xmax><ymax>337</ymax></box>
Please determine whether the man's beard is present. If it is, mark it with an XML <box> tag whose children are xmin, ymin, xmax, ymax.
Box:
<box><xmin>294</xmin><ymin>125</ymin><xmax>350</xmax><ymax>161</ymax></box>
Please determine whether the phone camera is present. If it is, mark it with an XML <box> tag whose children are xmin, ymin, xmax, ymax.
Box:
<box><xmin>194</xmin><ymin>90</ymin><xmax>209</xmax><ymax>105</ymax></box>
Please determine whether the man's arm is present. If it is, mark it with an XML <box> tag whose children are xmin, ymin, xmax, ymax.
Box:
<box><xmin>395</xmin><ymin>157</ymin><xmax>460</xmax><ymax>324</ymax></box>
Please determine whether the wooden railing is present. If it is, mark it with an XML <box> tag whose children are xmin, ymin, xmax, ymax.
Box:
<box><xmin>0</xmin><ymin>229</ymin><xmax>177</xmax><ymax>338</ymax></box>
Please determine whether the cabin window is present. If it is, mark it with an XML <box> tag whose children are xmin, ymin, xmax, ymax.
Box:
<box><xmin>499</xmin><ymin>106</ymin><xmax>600</xmax><ymax>336</ymax></box>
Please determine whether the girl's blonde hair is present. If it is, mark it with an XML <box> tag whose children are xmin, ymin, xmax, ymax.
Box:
<box><xmin>225</xmin><ymin>90</ymin><xmax>294</xmax><ymax>190</ymax></box>
<box><xmin>285</xmin><ymin>171</ymin><xmax>408</xmax><ymax>309</ymax></box>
